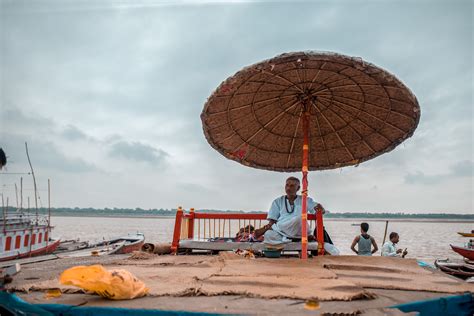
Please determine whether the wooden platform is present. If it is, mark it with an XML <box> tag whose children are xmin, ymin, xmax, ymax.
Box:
<box><xmin>178</xmin><ymin>240</ymin><xmax>319</xmax><ymax>251</ymax></box>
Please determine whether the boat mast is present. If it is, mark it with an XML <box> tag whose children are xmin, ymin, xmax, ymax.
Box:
<box><xmin>15</xmin><ymin>183</ymin><xmax>19</xmax><ymax>209</ymax></box>
<box><xmin>20</xmin><ymin>177</ymin><xmax>23</xmax><ymax>211</ymax></box>
<box><xmin>48</xmin><ymin>179</ymin><xmax>51</xmax><ymax>230</ymax></box>
<box><xmin>25</xmin><ymin>142</ymin><xmax>39</xmax><ymax>224</ymax></box>
<box><xmin>2</xmin><ymin>194</ymin><xmax>5</xmax><ymax>235</ymax></box>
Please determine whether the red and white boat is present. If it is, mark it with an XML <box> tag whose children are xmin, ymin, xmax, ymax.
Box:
<box><xmin>0</xmin><ymin>210</ymin><xmax>60</xmax><ymax>261</ymax></box>
<box><xmin>450</xmin><ymin>244</ymin><xmax>474</xmax><ymax>261</ymax></box>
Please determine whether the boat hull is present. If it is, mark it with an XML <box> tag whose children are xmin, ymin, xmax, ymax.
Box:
<box><xmin>435</xmin><ymin>259</ymin><xmax>474</xmax><ymax>280</ymax></box>
<box><xmin>114</xmin><ymin>239</ymin><xmax>145</xmax><ymax>254</ymax></box>
<box><xmin>457</xmin><ymin>232</ymin><xmax>474</xmax><ymax>237</ymax></box>
<box><xmin>451</xmin><ymin>245</ymin><xmax>474</xmax><ymax>260</ymax></box>
<box><xmin>0</xmin><ymin>239</ymin><xmax>60</xmax><ymax>262</ymax></box>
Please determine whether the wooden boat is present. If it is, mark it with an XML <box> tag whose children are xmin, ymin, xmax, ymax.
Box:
<box><xmin>93</xmin><ymin>232</ymin><xmax>145</xmax><ymax>254</ymax></box>
<box><xmin>457</xmin><ymin>232</ymin><xmax>474</xmax><ymax>237</ymax></box>
<box><xmin>58</xmin><ymin>233</ymin><xmax>145</xmax><ymax>258</ymax></box>
<box><xmin>450</xmin><ymin>244</ymin><xmax>474</xmax><ymax>260</ymax></box>
<box><xmin>435</xmin><ymin>259</ymin><xmax>474</xmax><ymax>280</ymax></box>
<box><xmin>464</xmin><ymin>258</ymin><xmax>474</xmax><ymax>265</ymax></box>
<box><xmin>1</xmin><ymin>211</ymin><xmax>60</xmax><ymax>262</ymax></box>
<box><xmin>56</xmin><ymin>239</ymin><xmax>90</xmax><ymax>252</ymax></box>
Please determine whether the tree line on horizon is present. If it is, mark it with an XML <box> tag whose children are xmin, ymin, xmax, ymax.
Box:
<box><xmin>3</xmin><ymin>206</ymin><xmax>473</xmax><ymax>219</ymax></box>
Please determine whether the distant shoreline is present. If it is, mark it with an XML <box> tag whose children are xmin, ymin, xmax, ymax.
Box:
<box><xmin>50</xmin><ymin>214</ymin><xmax>474</xmax><ymax>223</ymax></box>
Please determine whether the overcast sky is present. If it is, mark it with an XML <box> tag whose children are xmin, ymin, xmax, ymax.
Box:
<box><xmin>0</xmin><ymin>0</ymin><xmax>472</xmax><ymax>213</ymax></box>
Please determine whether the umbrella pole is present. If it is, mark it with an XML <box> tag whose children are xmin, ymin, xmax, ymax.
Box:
<box><xmin>301</xmin><ymin>110</ymin><xmax>309</xmax><ymax>259</ymax></box>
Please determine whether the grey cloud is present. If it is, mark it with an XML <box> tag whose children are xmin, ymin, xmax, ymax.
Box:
<box><xmin>0</xmin><ymin>134</ymin><xmax>98</xmax><ymax>173</ymax></box>
<box><xmin>451</xmin><ymin>160</ymin><xmax>474</xmax><ymax>177</ymax></box>
<box><xmin>61</xmin><ymin>125</ymin><xmax>89</xmax><ymax>141</ymax></box>
<box><xmin>1</xmin><ymin>1</ymin><xmax>472</xmax><ymax>211</ymax></box>
<box><xmin>179</xmin><ymin>182</ymin><xmax>215</xmax><ymax>195</ymax></box>
<box><xmin>404</xmin><ymin>160</ymin><xmax>473</xmax><ymax>185</ymax></box>
<box><xmin>108</xmin><ymin>141</ymin><xmax>169</xmax><ymax>164</ymax></box>
<box><xmin>3</xmin><ymin>107</ymin><xmax>54</xmax><ymax>129</ymax></box>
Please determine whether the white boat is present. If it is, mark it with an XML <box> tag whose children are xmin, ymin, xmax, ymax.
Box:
<box><xmin>57</xmin><ymin>233</ymin><xmax>145</xmax><ymax>258</ymax></box>
<box><xmin>0</xmin><ymin>210</ymin><xmax>60</xmax><ymax>261</ymax></box>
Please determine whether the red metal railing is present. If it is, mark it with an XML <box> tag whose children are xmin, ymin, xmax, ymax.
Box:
<box><xmin>171</xmin><ymin>208</ymin><xmax>320</xmax><ymax>255</ymax></box>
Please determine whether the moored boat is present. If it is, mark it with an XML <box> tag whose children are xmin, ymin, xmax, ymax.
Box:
<box><xmin>1</xmin><ymin>211</ymin><xmax>60</xmax><ymax>262</ymax></box>
<box><xmin>111</xmin><ymin>232</ymin><xmax>145</xmax><ymax>254</ymax></box>
<box><xmin>457</xmin><ymin>232</ymin><xmax>474</xmax><ymax>237</ymax></box>
<box><xmin>58</xmin><ymin>233</ymin><xmax>144</xmax><ymax>258</ymax></box>
<box><xmin>55</xmin><ymin>239</ymin><xmax>90</xmax><ymax>252</ymax></box>
<box><xmin>450</xmin><ymin>244</ymin><xmax>474</xmax><ymax>260</ymax></box>
<box><xmin>435</xmin><ymin>259</ymin><xmax>474</xmax><ymax>280</ymax></box>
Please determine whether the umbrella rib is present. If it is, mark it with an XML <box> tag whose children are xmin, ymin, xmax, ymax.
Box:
<box><xmin>286</xmin><ymin>106</ymin><xmax>304</xmax><ymax>168</ymax></box>
<box><xmin>306</xmin><ymin>62</ymin><xmax>326</xmax><ymax>91</ymax></box>
<box><xmin>320</xmin><ymin>97</ymin><xmax>401</xmax><ymax>142</ymax></box>
<box><xmin>318</xmin><ymin>71</ymin><xmax>374</xmax><ymax>87</ymax></box>
<box><xmin>208</xmin><ymin>94</ymin><xmax>295</xmax><ymax>117</ymax></box>
<box><xmin>316</xmin><ymin>70</ymin><xmax>347</xmax><ymax>86</ymax></box>
<box><xmin>260</xmin><ymin>70</ymin><xmax>305</xmax><ymax>93</ymax></box>
<box><xmin>246</xmin><ymin>80</ymin><xmax>297</xmax><ymax>89</ymax></box>
<box><xmin>293</xmin><ymin>63</ymin><xmax>304</xmax><ymax>90</ymax></box>
<box><xmin>248</xmin><ymin>95</ymin><xmax>299</xmax><ymax>144</ymax></box>
<box><xmin>255</xmin><ymin>101</ymin><xmax>299</xmax><ymax>163</ymax></box>
<box><xmin>244</xmin><ymin>72</ymin><xmax>303</xmax><ymax>146</ymax></box>
<box><xmin>229</xmin><ymin>99</ymin><xmax>301</xmax><ymax>151</ymax></box>
<box><xmin>310</xmin><ymin>105</ymin><xmax>330</xmax><ymax>166</ymax></box>
<box><xmin>309</xmin><ymin>65</ymin><xmax>352</xmax><ymax>90</ymax></box>
<box><xmin>324</xmin><ymin>100</ymin><xmax>391</xmax><ymax>142</ymax></box>
<box><xmin>321</xmin><ymin>76</ymin><xmax>360</xmax><ymax>87</ymax></box>
<box><xmin>318</xmin><ymin>98</ymin><xmax>376</xmax><ymax>155</ymax></box>
<box><xmin>319</xmin><ymin>95</ymin><xmax>407</xmax><ymax>134</ymax></box>
<box><xmin>232</xmin><ymin>89</ymin><xmax>299</xmax><ymax>96</ymax></box>
<box><xmin>246</xmin><ymin>99</ymin><xmax>301</xmax><ymax>143</ymax></box>
<box><xmin>328</xmin><ymin>92</ymin><xmax>414</xmax><ymax>118</ymax></box>
<box><xmin>310</xmin><ymin>100</ymin><xmax>356</xmax><ymax>161</ymax></box>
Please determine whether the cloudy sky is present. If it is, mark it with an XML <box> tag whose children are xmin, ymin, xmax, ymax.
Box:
<box><xmin>0</xmin><ymin>0</ymin><xmax>472</xmax><ymax>213</ymax></box>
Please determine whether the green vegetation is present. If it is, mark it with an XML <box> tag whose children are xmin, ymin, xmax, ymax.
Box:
<box><xmin>3</xmin><ymin>207</ymin><xmax>473</xmax><ymax>220</ymax></box>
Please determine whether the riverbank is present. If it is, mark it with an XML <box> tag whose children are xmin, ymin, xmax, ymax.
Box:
<box><xmin>49</xmin><ymin>214</ymin><xmax>474</xmax><ymax>223</ymax></box>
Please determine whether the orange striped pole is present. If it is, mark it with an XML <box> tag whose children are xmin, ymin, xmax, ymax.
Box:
<box><xmin>188</xmin><ymin>208</ymin><xmax>195</xmax><ymax>239</ymax></box>
<box><xmin>301</xmin><ymin>110</ymin><xmax>309</xmax><ymax>259</ymax></box>
<box><xmin>316</xmin><ymin>207</ymin><xmax>325</xmax><ymax>256</ymax></box>
<box><xmin>171</xmin><ymin>206</ymin><xmax>183</xmax><ymax>254</ymax></box>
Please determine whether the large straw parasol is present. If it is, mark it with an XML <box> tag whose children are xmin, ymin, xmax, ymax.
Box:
<box><xmin>201</xmin><ymin>51</ymin><xmax>420</xmax><ymax>258</ymax></box>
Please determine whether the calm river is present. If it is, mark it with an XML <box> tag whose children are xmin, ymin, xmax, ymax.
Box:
<box><xmin>51</xmin><ymin>216</ymin><xmax>473</xmax><ymax>262</ymax></box>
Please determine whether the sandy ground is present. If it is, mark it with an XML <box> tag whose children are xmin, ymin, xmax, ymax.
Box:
<box><xmin>6</xmin><ymin>253</ymin><xmax>473</xmax><ymax>315</ymax></box>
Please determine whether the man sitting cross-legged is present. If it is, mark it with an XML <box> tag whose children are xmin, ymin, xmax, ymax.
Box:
<box><xmin>254</xmin><ymin>177</ymin><xmax>325</xmax><ymax>245</ymax></box>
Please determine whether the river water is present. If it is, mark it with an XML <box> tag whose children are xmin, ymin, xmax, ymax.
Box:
<box><xmin>51</xmin><ymin>216</ymin><xmax>473</xmax><ymax>262</ymax></box>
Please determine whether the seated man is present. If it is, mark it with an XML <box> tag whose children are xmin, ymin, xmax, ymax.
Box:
<box><xmin>381</xmin><ymin>232</ymin><xmax>407</xmax><ymax>258</ymax></box>
<box><xmin>255</xmin><ymin>176</ymin><xmax>325</xmax><ymax>245</ymax></box>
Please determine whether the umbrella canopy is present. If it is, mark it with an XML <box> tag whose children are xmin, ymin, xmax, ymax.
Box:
<box><xmin>201</xmin><ymin>51</ymin><xmax>420</xmax><ymax>259</ymax></box>
<box><xmin>201</xmin><ymin>51</ymin><xmax>420</xmax><ymax>172</ymax></box>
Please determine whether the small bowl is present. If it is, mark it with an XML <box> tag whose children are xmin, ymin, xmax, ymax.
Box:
<box><xmin>263</xmin><ymin>249</ymin><xmax>282</xmax><ymax>258</ymax></box>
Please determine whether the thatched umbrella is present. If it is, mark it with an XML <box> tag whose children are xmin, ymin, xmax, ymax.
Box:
<box><xmin>201</xmin><ymin>51</ymin><xmax>420</xmax><ymax>259</ymax></box>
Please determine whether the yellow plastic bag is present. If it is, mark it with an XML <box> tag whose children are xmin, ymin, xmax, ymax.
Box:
<box><xmin>59</xmin><ymin>265</ymin><xmax>149</xmax><ymax>300</ymax></box>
